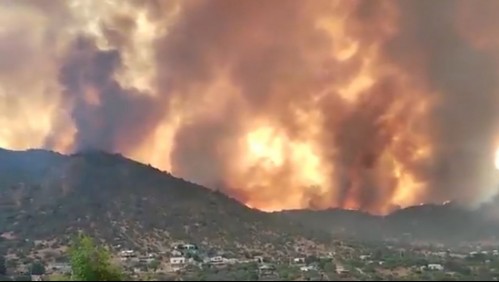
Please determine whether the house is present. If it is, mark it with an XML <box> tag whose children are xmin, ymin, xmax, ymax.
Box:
<box><xmin>300</xmin><ymin>265</ymin><xmax>317</xmax><ymax>272</ymax></box>
<box><xmin>359</xmin><ymin>255</ymin><xmax>370</xmax><ymax>260</ymax></box>
<box><xmin>120</xmin><ymin>250</ymin><xmax>136</xmax><ymax>258</ymax></box>
<box><xmin>170</xmin><ymin>257</ymin><xmax>186</xmax><ymax>265</ymax></box>
<box><xmin>336</xmin><ymin>264</ymin><xmax>349</xmax><ymax>275</ymax></box>
<box><xmin>293</xmin><ymin>257</ymin><xmax>306</xmax><ymax>264</ymax></box>
<box><xmin>258</xmin><ymin>264</ymin><xmax>276</xmax><ymax>277</ymax></box>
<box><xmin>254</xmin><ymin>256</ymin><xmax>264</xmax><ymax>264</ymax></box>
<box><xmin>170</xmin><ymin>257</ymin><xmax>186</xmax><ymax>272</ymax></box>
<box><xmin>176</xmin><ymin>243</ymin><xmax>198</xmax><ymax>251</ymax></box>
<box><xmin>210</xmin><ymin>256</ymin><xmax>224</xmax><ymax>265</ymax></box>
<box><xmin>426</xmin><ymin>264</ymin><xmax>444</xmax><ymax>271</ymax></box>
<box><xmin>171</xmin><ymin>250</ymin><xmax>183</xmax><ymax>257</ymax></box>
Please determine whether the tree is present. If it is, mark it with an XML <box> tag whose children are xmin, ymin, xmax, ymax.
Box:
<box><xmin>305</xmin><ymin>255</ymin><xmax>319</xmax><ymax>265</ymax></box>
<box><xmin>318</xmin><ymin>258</ymin><xmax>332</xmax><ymax>270</ymax></box>
<box><xmin>69</xmin><ymin>234</ymin><xmax>123</xmax><ymax>281</ymax></box>
<box><xmin>277</xmin><ymin>265</ymin><xmax>300</xmax><ymax>281</ymax></box>
<box><xmin>0</xmin><ymin>256</ymin><xmax>5</xmax><ymax>275</ymax></box>
<box><xmin>190</xmin><ymin>253</ymin><xmax>203</xmax><ymax>263</ymax></box>
<box><xmin>444</xmin><ymin>259</ymin><xmax>470</xmax><ymax>275</ymax></box>
<box><xmin>148</xmin><ymin>260</ymin><xmax>160</xmax><ymax>272</ymax></box>
<box><xmin>30</xmin><ymin>261</ymin><xmax>45</xmax><ymax>275</ymax></box>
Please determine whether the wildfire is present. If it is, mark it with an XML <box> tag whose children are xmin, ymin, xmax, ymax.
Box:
<box><xmin>1</xmin><ymin>0</ymin><xmax>499</xmax><ymax>215</ymax></box>
<box><xmin>228</xmin><ymin>122</ymin><xmax>331</xmax><ymax>212</ymax></box>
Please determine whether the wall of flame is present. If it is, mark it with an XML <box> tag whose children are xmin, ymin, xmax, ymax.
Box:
<box><xmin>1</xmin><ymin>0</ymin><xmax>499</xmax><ymax>214</ymax></box>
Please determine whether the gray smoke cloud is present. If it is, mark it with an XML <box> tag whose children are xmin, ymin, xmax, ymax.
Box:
<box><xmin>53</xmin><ymin>37</ymin><xmax>161</xmax><ymax>152</ymax></box>
<box><xmin>383</xmin><ymin>0</ymin><xmax>499</xmax><ymax>207</ymax></box>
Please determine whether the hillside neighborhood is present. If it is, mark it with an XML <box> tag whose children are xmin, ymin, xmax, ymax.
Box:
<box><xmin>3</xmin><ymin>235</ymin><xmax>499</xmax><ymax>281</ymax></box>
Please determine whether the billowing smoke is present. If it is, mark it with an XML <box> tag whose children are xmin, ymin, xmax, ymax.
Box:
<box><xmin>53</xmin><ymin>37</ymin><xmax>161</xmax><ymax>152</ymax></box>
<box><xmin>382</xmin><ymin>0</ymin><xmax>499</xmax><ymax>207</ymax></box>
<box><xmin>1</xmin><ymin>0</ymin><xmax>499</xmax><ymax>214</ymax></box>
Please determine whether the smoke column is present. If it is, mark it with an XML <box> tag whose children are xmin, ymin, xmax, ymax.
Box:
<box><xmin>1</xmin><ymin>0</ymin><xmax>499</xmax><ymax>214</ymax></box>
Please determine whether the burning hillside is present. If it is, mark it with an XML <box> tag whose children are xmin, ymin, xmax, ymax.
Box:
<box><xmin>1</xmin><ymin>0</ymin><xmax>499</xmax><ymax>214</ymax></box>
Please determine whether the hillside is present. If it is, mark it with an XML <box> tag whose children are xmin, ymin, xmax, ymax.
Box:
<box><xmin>278</xmin><ymin>209</ymin><xmax>383</xmax><ymax>240</ymax></box>
<box><xmin>281</xmin><ymin>202</ymin><xmax>499</xmax><ymax>244</ymax></box>
<box><xmin>0</xmin><ymin>148</ymin><xmax>326</xmax><ymax>256</ymax></box>
<box><xmin>3</xmin><ymin>147</ymin><xmax>499</xmax><ymax>258</ymax></box>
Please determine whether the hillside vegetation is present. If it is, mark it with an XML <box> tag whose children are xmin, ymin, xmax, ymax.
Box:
<box><xmin>0</xmin><ymin>149</ymin><xmax>326</xmax><ymax>256</ymax></box>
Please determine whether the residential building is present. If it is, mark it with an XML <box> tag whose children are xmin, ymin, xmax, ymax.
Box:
<box><xmin>170</xmin><ymin>257</ymin><xmax>186</xmax><ymax>265</ymax></box>
<box><xmin>427</xmin><ymin>264</ymin><xmax>444</xmax><ymax>271</ymax></box>
<box><xmin>293</xmin><ymin>257</ymin><xmax>305</xmax><ymax>264</ymax></box>
<box><xmin>120</xmin><ymin>250</ymin><xmax>135</xmax><ymax>258</ymax></box>
<box><xmin>254</xmin><ymin>256</ymin><xmax>264</xmax><ymax>264</ymax></box>
<box><xmin>210</xmin><ymin>256</ymin><xmax>224</xmax><ymax>265</ymax></box>
<box><xmin>171</xmin><ymin>250</ymin><xmax>183</xmax><ymax>257</ymax></box>
<box><xmin>300</xmin><ymin>265</ymin><xmax>317</xmax><ymax>272</ymax></box>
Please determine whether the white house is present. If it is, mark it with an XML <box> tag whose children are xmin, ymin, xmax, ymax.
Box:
<box><xmin>210</xmin><ymin>256</ymin><xmax>224</xmax><ymax>264</ymax></box>
<box><xmin>254</xmin><ymin>256</ymin><xmax>264</xmax><ymax>263</ymax></box>
<box><xmin>258</xmin><ymin>264</ymin><xmax>276</xmax><ymax>276</ymax></box>
<box><xmin>120</xmin><ymin>250</ymin><xmax>135</xmax><ymax>258</ymax></box>
<box><xmin>293</xmin><ymin>257</ymin><xmax>305</xmax><ymax>264</ymax></box>
<box><xmin>171</xmin><ymin>250</ymin><xmax>183</xmax><ymax>257</ymax></box>
<box><xmin>336</xmin><ymin>264</ymin><xmax>350</xmax><ymax>275</ymax></box>
<box><xmin>427</xmin><ymin>264</ymin><xmax>444</xmax><ymax>271</ymax></box>
<box><xmin>170</xmin><ymin>257</ymin><xmax>186</xmax><ymax>265</ymax></box>
<box><xmin>300</xmin><ymin>265</ymin><xmax>317</xmax><ymax>272</ymax></box>
<box><xmin>469</xmin><ymin>251</ymin><xmax>479</xmax><ymax>257</ymax></box>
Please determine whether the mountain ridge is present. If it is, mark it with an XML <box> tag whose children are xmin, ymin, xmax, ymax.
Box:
<box><xmin>1</xmin><ymin>147</ymin><xmax>499</xmax><ymax>252</ymax></box>
<box><xmin>282</xmin><ymin>201</ymin><xmax>499</xmax><ymax>244</ymax></box>
<box><xmin>0</xmin><ymin>147</ymin><xmax>471</xmax><ymax>216</ymax></box>
<box><xmin>0</xmin><ymin>148</ymin><xmax>330</xmax><ymax>258</ymax></box>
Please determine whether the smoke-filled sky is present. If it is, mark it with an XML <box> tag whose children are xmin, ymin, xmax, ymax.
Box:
<box><xmin>1</xmin><ymin>0</ymin><xmax>499</xmax><ymax>214</ymax></box>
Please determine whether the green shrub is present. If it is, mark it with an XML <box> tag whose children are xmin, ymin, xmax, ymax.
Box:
<box><xmin>69</xmin><ymin>234</ymin><xmax>123</xmax><ymax>281</ymax></box>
